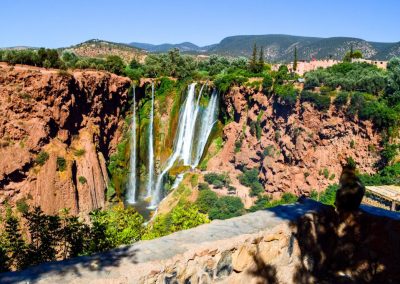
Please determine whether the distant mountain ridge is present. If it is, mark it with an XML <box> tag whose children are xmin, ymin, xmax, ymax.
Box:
<box><xmin>129</xmin><ymin>34</ymin><xmax>400</xmax><ymax>61</ymax></box>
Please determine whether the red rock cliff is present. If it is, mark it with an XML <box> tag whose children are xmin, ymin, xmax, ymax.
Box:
<box><xmin>208</xmin><ymin>86</ymin><xmax>382</xmax><ymax>198</ymax></box>
<box><xmin>0</xmin><ymin>64</ymin><xmax>131</xmax><ymax>215</ymax></box>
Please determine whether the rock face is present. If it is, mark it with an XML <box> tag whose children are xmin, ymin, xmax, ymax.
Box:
<box><xmin>208</xmin><ymin>86</ymin><xmax>382</xmax><ymax>198</ymax></box>
<box><xmin>0</xmin><ymin>64</ymin><xmax>131</xmax><ymax>215</ymax></box>
<box><xmin>2</xmin><ymin>199</ymin><xmax>399</xmax><ymax>283</ymax></box>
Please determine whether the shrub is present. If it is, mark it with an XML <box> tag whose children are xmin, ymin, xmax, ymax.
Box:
<box><xmin>319</xmin><ymin>184</ymin><xmax>339</xmax><ymax>205</ymax></box>
<box><xmin>238</xmin><ymin>168</ymin><xmax>264</xmax><ymax>196</ymax></box>
<box><xmin>334</xmin><ymin>91</ymin><xmax>349</xmax><ymax>108</ymax></box>
<box><xmin>301</xmin><ymin>90</ymin><xmax>331</xmax><ymax>111</ymax></box>
<box><xmin>143</xmin><ymin>204</ymin><xmax>209</xmax><ymax>239</ymax></box>
<box><xmin>35</xmin><ymin>151</ymin><xmax>49</xmax><ymax>166</ymax></box>
<box><xmin>74</xmin><ymin>149</ymin><xmax>86</xmax><ymax>157</ymax></box>
<box><xmin>204</xmin><ymin>173</ymin><xmax>230</xmax><ymax>188</ymax></box>
<box><xmin>209</xmin><ymin>196</ymin><xmax>244</xmax><ymax>220</ymax></box>
<box><xmin>56</xmin><ymin>157</ymin><xmax>67</xmax><ymax>172</ymax></box>
<box><xmin>214</xmin><ymin>72</ymin><xmax>248</xmax><ymax>93</ymax></box>
<box><xmin>198</xmin><ymin>182</ymin><xmax>210</xmax><ymax>191</ymax></box>
<box><xmin>196</xmin><ymin>190</ymin><xmax>218</xmax><ymax>214</ymax></box>
<box><xmin>263</xmin><ymin>145</ymin><xmax>275</xmax><ymax>158</ymax></box>
<box><xmin>274</xmin><ymin>84</ymin><xmax>297</xmax><ymax>106</ymax></box>
<box><xmin>234</xmin><ymin>139</ymin><xmax>242</xmax><ymax>153</ymax></box>
<box><xmin>323</xmin><ymin>168</ymin><xmax>330</xmax><ymax>179</ymax></box>
<box><xmin>346</xmin><ymin>157</ymin><xmax>357</xmax><ymax>169</ymax></box>
<box><xmin>262</xmin><ymin>74</ymin><xmax>273</xmax><ymax>93</ymax></box>
<box><xmin>78</xmin><ymin>176</ymin><xmax>87</xmax><ymax>184</ymax></box>
<box><xmin>88</xmin><ymin>205</ymin><xmax>144</xmax><ymax>251</ymax></box>
<box><xmin>16</xmin><ymin>197</ymin><xmax>29</xmax><ymax>214</ymax></box>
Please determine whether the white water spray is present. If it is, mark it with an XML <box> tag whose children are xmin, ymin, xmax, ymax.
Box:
<box><xmin>126</xmin><ymin>87</ymin><xmax>137</xmax><ymax>203</ymax></box>
<box><xmin>146</xmin><ymin>83</ymin><xmax>155</xmax><ymax>198</ymax></box>
<box><xmin>150</xmin><ymin>83</ymin><xmax>218</xmax><ymax>207</ymax></box>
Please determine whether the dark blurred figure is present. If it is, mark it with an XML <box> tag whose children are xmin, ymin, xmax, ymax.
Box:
<box><xmin>335</xmin><ymin>163</ymin><xmax>365</xmax><ymax>212</ymax></box>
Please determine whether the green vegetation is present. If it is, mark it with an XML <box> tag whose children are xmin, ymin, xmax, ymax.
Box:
<box><xmin>78</xmin><ymin>176</ymin><xmax>87</xmax><ymax>184</ymax></box>
<box><xmin>209</xmin><ymin>196</ymin><xmax>245</xmax><ymax>220</ymax></box>
<box><xmin>56</xmin><ymin>157</ymin><xmax>67</xmax><ymax>172</ymax></box>
<box><xmin>238</xmin><ymin>168</ymin><xmax>264</xmax><ymax>196</ymax></box>
<box><xmin>274</xmin><ymin>84</ymin><xmax>297</xmax><ymax>106</ymax></box>
<box><xmin>142</xmin><ymin>203</ymin><xmax>209</xmax><ymax>240</ymax></box>
<box><xmin>35</xmin><ymin>151</ymin><xmax>49</xmax><ymax>166</ymax></box>
<box><xmin>249</xmin><ymin>193</ymin><xmax>298</xmax><ymax>212</ymax></box>
<box><xmin>73</xmin><ymin>148</ymin><xmax>86</xmax><ymax>157</ymax></box>
<box><xmin>359</xmin><ymin>162</ymin><xmax>400</xmax><ymax>186</ymax></box>
<box><xmin>301</xmin><ymin>90</ymin><xmax>331</xmax><ymax>111</ymax></box>
<box><xmin>0</xmin><ymin>48</ymin><xmax>63</xmax><ymax>68</ymax></box>
<box><xmin>333</xmin><ymin>91</ymin><xmax>349</xmax><ymax>108</ymax></box>
<box><xmin>0</xmin><ymin>205</ymin><xmax>145</xmax><ymax>272</ymax></box>
<box><xmin>204</xmin><ymin>172</ymin><xmax>230</xmax><ymax>189</ymax></box>
<box><xmin>304</xmin><ymin>62</ymin><xmax>386</xmax><ymax>94</ymax></box>
<box><xmin>107</xmin><ymin>135</ymin><xmax>130</xmax><ymax>200</ymax></box>
<box><xmin>196</xmin><ymin>189</ymin><xmax>245</xmax><ymax>220</ymax></box>
<box><xmin>343</xmin><ymin>47</ymin><xmax>363</xmax><ymax>62</ymax></box>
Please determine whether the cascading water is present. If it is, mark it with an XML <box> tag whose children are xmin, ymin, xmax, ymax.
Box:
<box><xmin>193</xmin><ymin>89</ymin><xmax>219</xmax><ymax>166</ymax></box>
<box><xmin>126</xmin><ymin>87</ymin><xmax>137</xmax><ymax>203</ymax></box>
<box><xmin>146</xmin><ymin>83</ymin><xmax>155</xmax><ymax>198</ymax></box>
<box><xmin>150</xmin><ymin>83</ymin><xmax>218</xmax><ymax>207</ymax></box>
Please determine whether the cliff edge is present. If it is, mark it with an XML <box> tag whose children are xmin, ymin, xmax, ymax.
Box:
<box><xmin>0</xmin><ymin>64</ymin><xmax>131</xmax><ymax>215</ymax></box>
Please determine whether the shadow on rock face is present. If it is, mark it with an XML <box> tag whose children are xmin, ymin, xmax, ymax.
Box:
<box><xmin>251</xmin><ymin>201</ymin><xmax>400</xmax><ymax>283</ymax></box>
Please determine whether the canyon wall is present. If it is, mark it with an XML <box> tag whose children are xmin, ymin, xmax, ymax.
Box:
<box><xmin>0</xmin><ymin>64</ymin><xmax>131</xmax><ymax>215</ymax></box>
<box><xmin>2</xmin><ymin>199</ymin><xmax>399</xmax><ymax>283</ymax></box>
<box><xmin>207</xmin><ymin>86</ymin><xmax>382</xmax><ymax>198</ymax></box>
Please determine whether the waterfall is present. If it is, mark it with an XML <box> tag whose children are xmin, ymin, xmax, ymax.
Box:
<box><xmin>150</xmin><ymin>83</ymin><xmax>218</xmax><ymax>207</ymax></box>
<box><xmin>146</xmin><ymin>83</ymin><xmax>155</xmax><ymax>198</ymax></box>
<box><xmin>193</xmin><ymin>89</ymin><xmax>219</xmax><ymax>166</ymax></box>
<box><xmin>126</xmin><ymin>87</ymin><xmax>137</xmax><ymax>203</ymax></box>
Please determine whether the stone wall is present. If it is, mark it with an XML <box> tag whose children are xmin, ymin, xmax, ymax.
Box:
<box><xmin>1</xmin><ymin>199</ymin><xmax>399</xmax><ymax>284</ymax></box>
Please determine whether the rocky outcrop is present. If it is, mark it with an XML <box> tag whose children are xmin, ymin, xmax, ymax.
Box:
<box><xmin>0</xmin><ymin>64</ymin><xmax>131</xmax><ymax>215</ymax></box>
<box><xmin>208</xmin><ymin>86</ymin><xmax>382</xmax><ymax>198</ymax></box>
<box><xmin>2</xmin><ymin>199</ymin><xmax>399</xmax><ymax>283</ymax></box>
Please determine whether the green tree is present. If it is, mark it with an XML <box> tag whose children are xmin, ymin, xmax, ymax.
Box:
<box><xmin>87</xmin><ymin>205</ymin><xmax>144</xmax><ymax>253</ymax></box>
<box><xmin>58</xmin><ymin>209</ymin><xmax>90</xmax><ymax>259</ymax></box>
<box><xmin>248</xmin><ymin>42</ymin><xmax>258</xmax><ymax>73</ymax></box>
<box><xmin>23</xmin><ymin>207</ymin><xmax>60</xmax><ymax>266</ymax></box>
<box><xmin>196</xmin><ymin>189</ymin><xmax>218</xmax><ymax>214</ymax></box>
<box><xmin>257</xmin><ymin>46</ymin><xmax>264</xmax><ymax>73</ymax></box>
<box><xmin>209</xmin><ymin>196</ymin><xmax>244</xmax><ymax>220</ymax></box>
<box><xmin>262</xmin><ymin>74</ymin><xmax>273</xmax><ymax>94</ymax></box>
<box><xmin>4</xmin><ymin>215</ymin><xmax>27</xmax><ymax>270</ymax></box>
<box><xmin>143</xmin><ymin>204</ymin><xmax>209</xmax><ymax>239</ymax></box>
<box><xmin>293</xmin><ymin>46</ymin><xmax>298</xmax><ymax>71</ymax></box>
<box><xmin>105</xmin><ymin>55</ymin><xmax>125</xmax><ymax>75</ymax></box>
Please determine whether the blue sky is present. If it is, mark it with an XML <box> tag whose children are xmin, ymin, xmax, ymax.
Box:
<box><xmin>1</xmin><ymin>0</ymin><xmax>399</xmax><ymax>48</ymax></box>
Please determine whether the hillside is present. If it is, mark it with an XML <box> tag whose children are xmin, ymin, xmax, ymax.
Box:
<box><xmin>130</xmin><ymin>34</ymin><xmax>400</xmax><ymax>61</ymax></box>
<box><xmin>63</xmin><ymin>39</ymin><xmax>146</xmax><ymax>63</ymax></box>
<box><xmin>129</xmin><ymin>41</ymin><xmax>207</xmax><ymax>53</ymax></box>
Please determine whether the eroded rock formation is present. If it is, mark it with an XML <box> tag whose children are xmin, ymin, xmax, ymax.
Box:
<box><xmin>208</xmin><ymin>86</ymin><xmax>382</xmax><ymax>198</ymax></box>
<box><xmin>0</xmin><ymin>64</ymin><xmax>131</xmax><ymax>215</ymax></box>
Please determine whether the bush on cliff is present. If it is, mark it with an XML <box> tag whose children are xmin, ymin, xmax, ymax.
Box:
<box><xmin>204</xmin><ymin>172</ymin><xmax>230</xmax><ymax>188</ymax></box>
<box><xmin>196</xmin><ymin>189</ymin><xmax>218</xmax><ymax>214</ymax></box>
<box><xmin>238</xmin><ymin>168</ymin><xmax>264</xmax><ymax>196</ymax></box>
<box><xmin>301</xmin><ymin>90</ymin><xmax>331</xmax><ymax>111</ymax></box>
<box><xmin>87</xmin><ymin>205</ymin><xmax>144</xmax><ymax>252</ymax></box>
<box><xmin>142</xmin><ymin>203</ymin><xmax>209</xmax><ymax>240</ymax></box>
<box><xmin>274</xmin><ymin>84</ymin><xmax>297</xmax><ymax>106</ymax></box>
<box><xmin>249</xmin><ymin>192</ymin><xmax>298</xmax><ymax>212</ymax></box>
<box><xmin>208</xmin><ymin>196</ymin><xmax>245</xmax><ymax>220</ymax></box>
